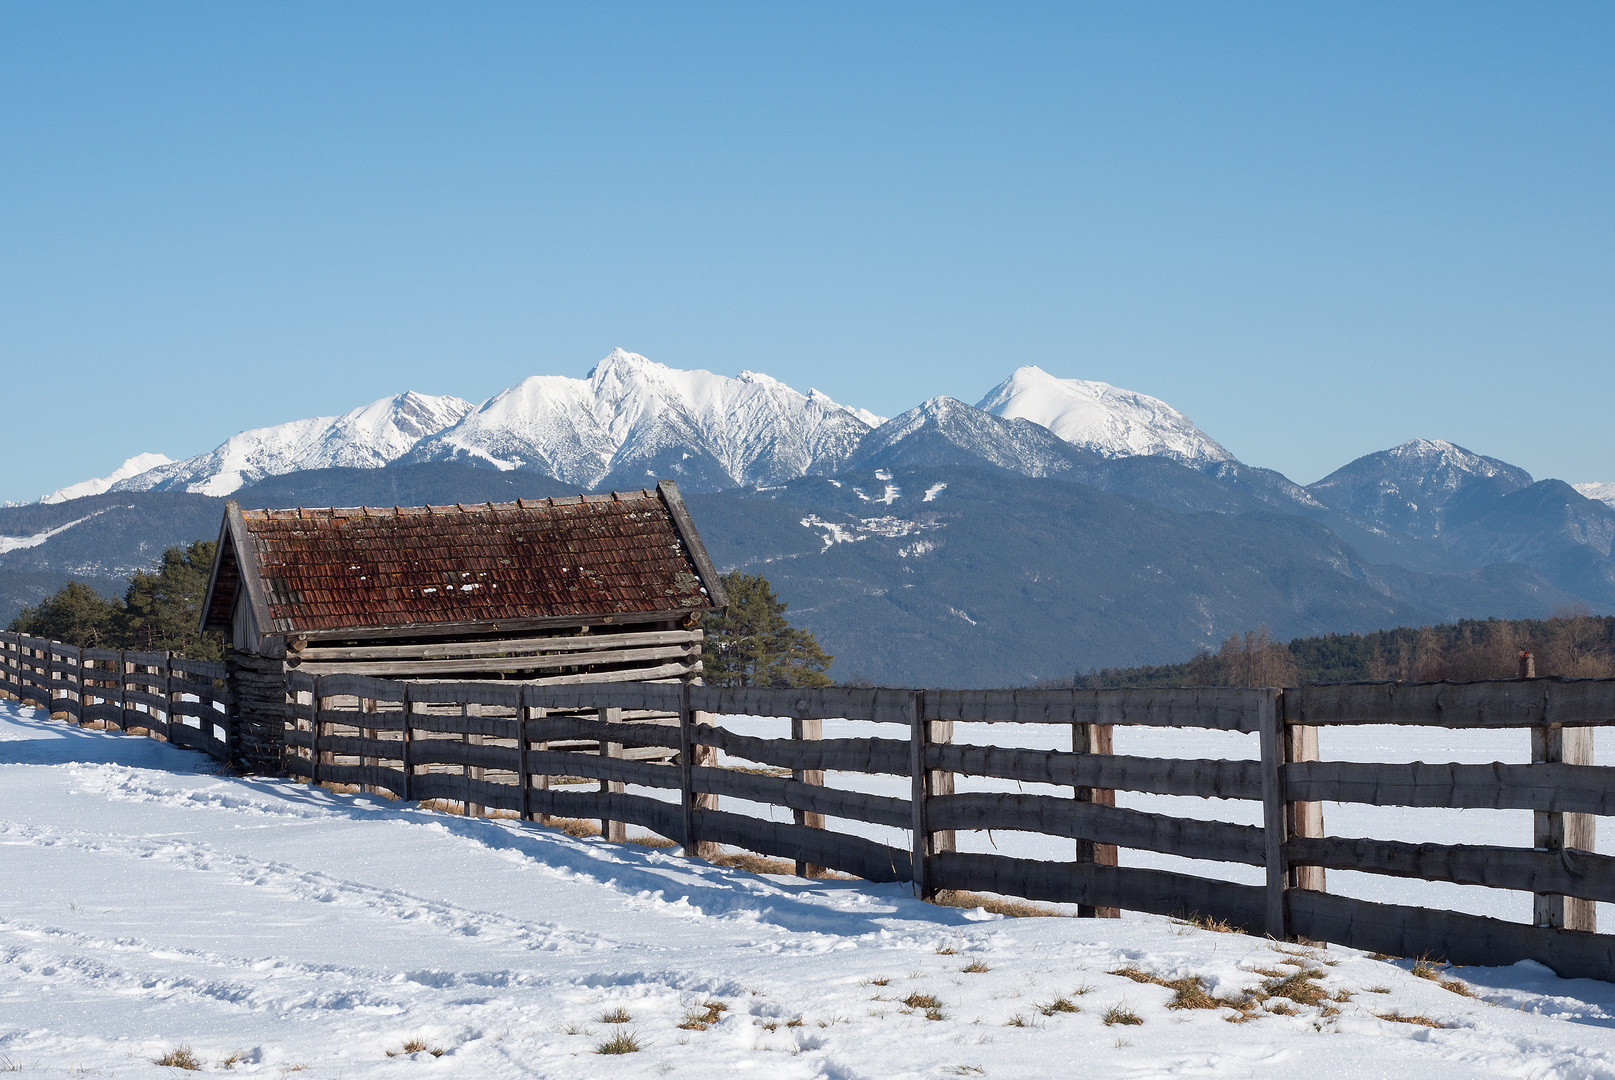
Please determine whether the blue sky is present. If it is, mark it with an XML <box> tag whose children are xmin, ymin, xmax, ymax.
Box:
<box><xmin>2</xmin><ymin>3</ymin><xmax>1611</xmax><ymax>503</ymax></box>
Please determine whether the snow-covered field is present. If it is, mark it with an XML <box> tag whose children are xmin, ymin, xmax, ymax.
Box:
<box><xmin>6</xmin><ymin>700</ymin><xmax>1615</xmax><ymax>1079</ymax></box>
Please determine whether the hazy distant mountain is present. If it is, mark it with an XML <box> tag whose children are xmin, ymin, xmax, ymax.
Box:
<box><xmin>1306</xmin><ymin>438</ymin><xmax>1534</xmax><ymax>538</ymax></box>
<box><xmin>977</xmin><ymin>365</ymin><xmax>1234</xmax><ymax>466</ymax></box>
<box><xmin>110</xmin><ymin>391</ymin><xmax>473</xmax><ymax>497</ymax></box>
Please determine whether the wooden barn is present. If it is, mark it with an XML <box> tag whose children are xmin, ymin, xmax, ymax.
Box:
<box><xmin>199</xmin><ymin>481</ymin><xmax>727</xmax><ymax>773</ymax></box>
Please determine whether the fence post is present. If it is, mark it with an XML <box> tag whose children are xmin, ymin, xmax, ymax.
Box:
<box><xmin>1284</xmin><ymin>698</ymin><xmax>1325</xmax><ymax>895</ymax></box>
<box><xmin>71</xmin><ymin>644</ymin><xmax>85</xmax><ymax>724</ymax></box>
<box><xmin>909</xmin><ymin>690</ymin><xmax>933</xmax><ymax>899</ymax></box>
<box><xmin>1258</xmin><ymin>689</ymin><xmax>1289</xmax><ymax>939</ymax></box>
<box><xmin>792</xmin><ymin>716</ymin><xmax>825</xmax><ymax>877</ymax></box>
<box><xmin>310</xmin><ymin>676</ymin><xmax>323</xmax><ymax>788</ymax></box>
<box><xmin>598</xmin><ymin>707</ymin><xmax>625</xmax><ymax>842</ymax></box>
<box><xmin>679</xmin><ymin>683</ymin><xmax>698</xmax><ymax>856</ymax></box>
<box><xmin>516</xmin><ymin>686</ymin><xmax>532</xmax><ymax>823</ymax></box>
<box><xmin>360</xmin><ymin>696</ymin><xmax>377</xmax><ymax>794</ymax></box>
<box><xmin>400</xmin><ymin>684</ymin><xmax>414</xmax><ymax>802</ymax></box>
<box><xmin>1074</xmin><ymin>720</ymin><xmax>1120</xmax><ymax>918</ymax></box>
<box><xmin>115</xmin><ymin>651</ymin><xmax>128</xmax><ymax>731</ymax></box>
<box><xmin>463</xmin><ymin>701</ymin><xmax>483</xmax><ymax>817</ymax></box>
<box><xmin>1534</xmin><ymin>723</ymin><xmax>1597</xmax><ymax>932</ymax></box>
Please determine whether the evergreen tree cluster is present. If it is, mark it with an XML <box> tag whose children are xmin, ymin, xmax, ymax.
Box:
<box><xmin>6</xmin><ymin>540</ymin><xmax>223</xmax><ymax>661</ymax></box>
<box><xmin>1065</xmin><ymin>607</ymin><xmax>1615</xmax><ymax>689</ymax></box>
<box><xmin>700</xmin><ymin>572</ymin><xmax>834</xmax><ymax>688</ymax></box>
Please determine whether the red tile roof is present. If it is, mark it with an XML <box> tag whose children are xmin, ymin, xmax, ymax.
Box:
<box><xmin>207</xmin><ymin>488</ymin><xmax>721</xmax><ymax>637</ymax></box>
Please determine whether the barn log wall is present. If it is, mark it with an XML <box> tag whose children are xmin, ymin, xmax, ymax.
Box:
<box><xmin>8</xmin><ymin>631</ymin><xmax>1615</xmax><ymax>983</ymax></box>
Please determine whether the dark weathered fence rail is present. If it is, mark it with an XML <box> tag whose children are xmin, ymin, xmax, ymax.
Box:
<box><xmin>5</xmin><ymin>628</ymin><xmax>1614</xmax><ymax>981</ymax></box>
<box><xmin>0</xmin><ymin>631</ymin><xmax>229</xmax><ymax>760</ymax></box>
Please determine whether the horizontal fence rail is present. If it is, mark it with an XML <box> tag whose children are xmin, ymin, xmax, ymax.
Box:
<box><xmin>1</xmin><ymin>631</ymin><xmax>230</xmax><ymax>761</ymax></box>
<box><xmin>6</xmin><ymin>630</ymin><xmax>1615</xmax><ymax>983</ymax></box>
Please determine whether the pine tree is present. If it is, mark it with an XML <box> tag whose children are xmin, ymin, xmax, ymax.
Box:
<box><xmin>7</xmin><ymin>580</ymin><xmax>122</xmax><ymax>647</ymax></box>
<box><xmin>119</xmin><ymin>540</ymin><xmax>221</xmax><ymax>660</ymax></box>
<box><xmin>701</xmin><ymin>573</ymin><xmax>833</xmax><ymax>688</ymax></box>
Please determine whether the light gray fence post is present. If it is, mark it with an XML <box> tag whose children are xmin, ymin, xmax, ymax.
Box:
<box><xmin>598</xmin><ymin>706</ymin><xmax>625</xmax><ymax>842</ymax></box>
<box><xmin>792</xmin><ymin>715</ymin><xmax>825</xmax><ymax>877</ymax></box>
<box><xmin>1534</xmin><ymin>722</ymin><xmax>1597</xmax><ymax>931</ymax></box>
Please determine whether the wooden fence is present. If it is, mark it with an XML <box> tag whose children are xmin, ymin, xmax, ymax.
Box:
<box><xmin>5</xmin><ymin>627</ymin><xmax>1615</xmax><ymax>982</ymax></box>
<box><xmin>0</xmin><ymin>631</ymin><xmax>229</xmax><ymax>760</ymax></box>
<box><xmin>276</xmin><ymin>672</ymin><xmax>1615</xmax><ymax>982</ymax></box>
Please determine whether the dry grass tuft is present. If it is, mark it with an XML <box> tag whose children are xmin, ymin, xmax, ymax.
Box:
<box><xmin>712</xmin><ymin>852</ymin><xmax>796</xmax><ymax>876</ymax></box>
<box><xmin>598</xmin><ymin>1006</ymin><xmax>633</xmax><ymax>1024</ymax></box>
<box><xmin>153</xmin><ymin>1046</ymin><xmax>203</xmax><ymax>1070</ymax></box>
<box><xmin>678</xmin><ymin>1000</ymin><xmax>728</xmax><ymax>1031</ymax></box>
<box><xmin>1110</xmin><ymin>966</ymin><xmax>1242</xmax><ymax>1014</ymax></box>
<box><xmin>961</xmin><ymin>959</ymin><xmax>990</xmax><ymax>974</ymax></box>
<box><xmin>929</xmin><ymin>889</ymin><xmax>1066</xmax><ymax>919</ymax></box>
<box><xmin>1268</xmin><ymin>1001</ymin><xmax>1298</xmax><ymax>1016</ymax></box>
<box><xmin>1176</xmin><ymin>911</ymin><xmax>1240</xmax><ymax>934</ymax></box>
<box><xmin>1408</xmin><ymin>957</ymin><xmax>1475</xmax><ymax>997</ymax></box>
<box><xmin>1375</xmin><ymin>1012</ymin><xmax>1446</xmax><ymax>1028</ymax></box>
<box><xmin>1109</xmin><ymin>966</ymin><xmax>1158</xmax><ymax>984</ymax></box>
<box><xmin>387</xmin><ymin>1036</ymin><xmax>446</xmax><ymax>1057</ymax></box>
<box><xmin>1263</xmin><ymin>968</ymin><xmax>1329</xmax><ymax>1007</ymax></box>
<box><xmin>903</xmin><ymin>992</ymin><xmax>944</xmax><ymax>1011</ymax></box>
<box><xmin>1037</xmin><ymin>996</ymin><xmax>1080</xmax><ymax>1016</ymax></box>
<box><xmin>935</xmin><ymin>945</ymin><xmax>957</xmax><ymax>955</ymax></box>
<box><xmin>1165</xmin><ymin>978</ymin><xmax>1220</xmax><ymax>1011</ymax></box>
<box><xmin>868</xmin><ymin>977</ymin><xmax>890</xmax><ymax>986</ymax></box>
<box><xmin>594</xmin><ymin>1030</ymin><xmax>643</xmax><ymax>1054</ymax></box>
<box><xmin>1102</xmin><ymin>1004</ymin><xmax>1143</xmax><ymax>1027</ymax></box>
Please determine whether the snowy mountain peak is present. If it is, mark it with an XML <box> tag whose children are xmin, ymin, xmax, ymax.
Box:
<box><xmin>846</xmin><ymin>396</ymin><xmax>1091</xmax><ymax>477</ymax></box>
<box><xmin>41</xmin><ymin>453</ymin><xmax>174</xmax><ymax>504</ymax></box>
<box><xmin>107</xmin><ymin>391</ymin><xmax>473</xmax><ymax>498</ymax></box>
<box><xmin>1575</xmin><ymin>482</ymin><xmax>1615</xmax><ymax>510</ymax></box>
<box><xmin>1306</xmin><ymin>438</ymin><xmax>1534</xmax><ymax>539</ymax></box>
<box><xmin>976</xmin><ymin>365</ymin><xmax>1234</xmax><ymax>465</ymax></box>
<box><xmin>409</xmin><ymin>350</ymin><xmax>879</xmax><ymax>490</ymax></box>
<box><xmin>1380</xmin><ymin>438</ymin><xmax>1528</xmax><ymax>480</ymax></box>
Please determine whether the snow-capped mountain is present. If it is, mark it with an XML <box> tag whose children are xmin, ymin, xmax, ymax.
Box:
<box><xmin>1306</xmin><ymin>438</ymin><xmax>1534</xmax><ymax>539</ymax></box>
<box><xmin>405</xmin><ymin>349</ymin><xmax>882</xmax><ymax>490</ymax></box>
<box><xmin>846</xmin><ymin>396</ymin><xmax>1094</xmax><ymax>477</ymax></box>
<box><xmin>1576</xmin><ymin>482</ymin><xmax>1615</xmax><ymax>510</ymax></box>
<box><xmin>111</xmin><ymin>392</ymin><xmax>473</xmax><ymax>497</ymax></box>
<box><xmin>976</xmin><ymin>366</ymin><xmax>1234</xmax><ymax>466</ymax></box>
<box><xmin>42</xmin><ymin>453</ymin><xmax>174</xmax><ymax>504</ymax></box>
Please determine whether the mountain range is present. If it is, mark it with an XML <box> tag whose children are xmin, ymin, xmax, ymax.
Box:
<box><xmin>9</xmin><ymin>349</ymin><xmax>1615</xmax><ymax>685</ymax></box>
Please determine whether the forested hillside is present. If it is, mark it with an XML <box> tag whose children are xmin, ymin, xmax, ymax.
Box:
<box><xmin>1070</xmin><ymin>609</ymin><xmax>1615</xmax><ymax>689</ymax></box>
